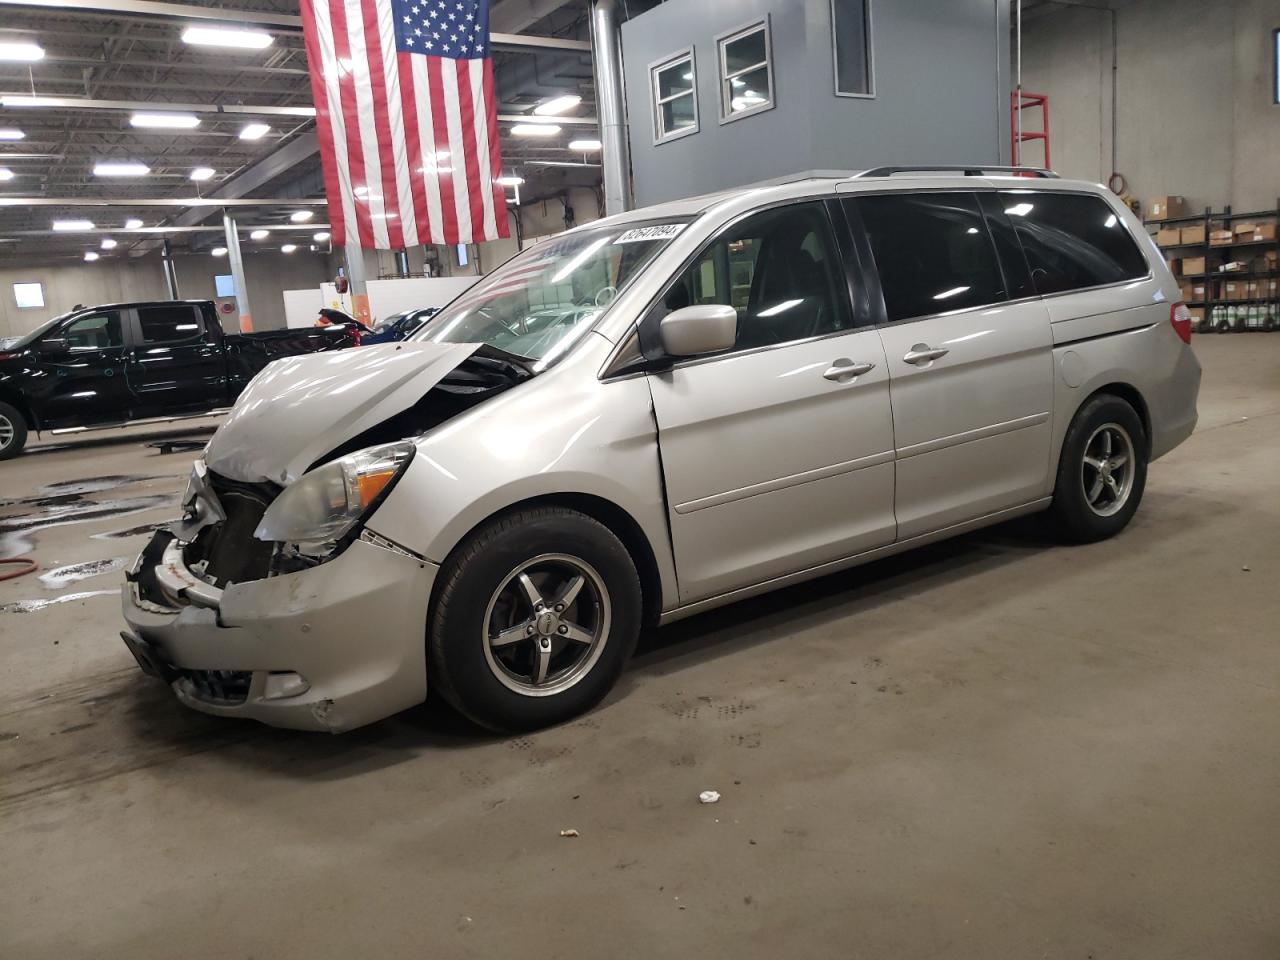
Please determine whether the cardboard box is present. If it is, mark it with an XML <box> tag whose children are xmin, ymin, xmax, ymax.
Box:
<box><xmin>1148</xmin><ymin>195</ymin><xmax>1187</xmax><ymax>221</ymax></box>
<box><xmin>1182</xmin><ymin>255</ymin><xmax>1208</xmax><ymax>275</ymax></box>
<box><xmin>1221</xmin><ymin>281</ymin><xmax>1244</xmax><ymax>302</ymax></box>
<box><xmin>1180</xmin><ymin>225</ymin><xmax>1207</xmax><ymax>245</ymax></box>
<box><xmin>1262</xmin><ymin>250</ymin><xmax>1278</xmax><ymax>270</ymax></box>
<box><xmin>1157</xmin><ymin>227</ymin><xmax>1182</xmax><ymax>246</ymax></box>
<box><xmin>1246</xmin><ymin>280</ymin><xmax>1262</xmax><ymax>300</ymax></box>
<box><xmin>1233</xmin><ymin>222</ymin><xmax>1258</xmax><ymax>237</ymax></box>
<box><xmin>1190</xmin><ymin>282</ymin><xmax>1207</xmax><ymax>302</ymax></box>
<box><xmin>1221</xmin><ymin>260</ymin><xmax>1247</xmax><ymax>272</ymax></box>
<box><xmin>1179</xmin><ymin>283</ymin><xmax>1195</xmax><ymax>302</ymax></box>
<box><xmin>1210</xmin><ymin>229</ymin><xmax>1234</xmax><ymax>247</ymax></box>
<box><xmin>1188</xmin><ymin>306</ymin><xmax>1205</xmax><ymax>325</ymax></box>
<box><xmin>1250</xmin><ymin>223</ymin><xmax>1277</xmax><ymax>242</ymax></box>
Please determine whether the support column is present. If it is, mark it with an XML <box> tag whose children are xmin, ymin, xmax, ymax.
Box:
<box><xmin>343</xmin><ymin>241</ymin><xmax>371</xmax><ymax>326</ymax></box>
<box><xmin>591</xmin><ymin>0</ymin><xmax>633</xmax><ymax>215</ymax></box>
<box><xmin>394</xmin><ymin>248</ymin><xmax>410</xmax><ymax>278</ymax></box>
<box><xmin>221</xmin><ymin>209</ymin><xmax>253</xmax><ymax>332</ymax></box>
<box><xmin>160</xmin><ymin>238</ymin><xmax>180</xmax><ymax>300</ymax></box>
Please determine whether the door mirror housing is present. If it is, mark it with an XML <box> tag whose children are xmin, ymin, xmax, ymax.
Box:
<box><xmin>36</xmin><ymin>337</ymin><xmax>70</xmax><ymax>358</ymax></box>
<box><xmin>659</xmin><ymin>304</ymin><xmax>737</xmax><ymax>358</ymax></box>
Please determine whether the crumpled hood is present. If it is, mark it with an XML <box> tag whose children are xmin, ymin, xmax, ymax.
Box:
<box><xmin>204</xmin><ymin>340</ymin><xmax>479</xmax><ymax>486</ymax></box>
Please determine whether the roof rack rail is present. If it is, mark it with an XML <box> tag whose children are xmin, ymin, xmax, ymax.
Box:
<box><xmin>855</xmin><ymin>165</ymin><xmax>1058</xmax><ymax>179</ymax></box>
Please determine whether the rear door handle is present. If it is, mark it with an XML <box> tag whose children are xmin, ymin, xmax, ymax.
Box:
<box><xmin>902</xmin><ymin>344</ymin><xmax>950</xmax><ymax>366</ymax></box>
<box><xmin>823</xmin><ymin>358</ymin><xmax>876</xmax><ymax>382</ymax></box>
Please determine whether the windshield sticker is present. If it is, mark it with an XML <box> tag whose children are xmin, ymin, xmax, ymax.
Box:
<box><xmin>614</xmin><ymin>224</ymin><xmax>686</xmax><ymax>244</ymax></box>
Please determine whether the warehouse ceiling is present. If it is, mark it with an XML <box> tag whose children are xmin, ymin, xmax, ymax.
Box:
<box><xmin>0</xmin><ymin>0</ymin><xmax>597</xmax><ymax>260</ymax></box>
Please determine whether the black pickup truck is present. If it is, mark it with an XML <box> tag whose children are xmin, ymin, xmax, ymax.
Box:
<box><xmin>0</xmin><ymin>300</ymin><xmax>358</xmax><ymax>459</ymax></box>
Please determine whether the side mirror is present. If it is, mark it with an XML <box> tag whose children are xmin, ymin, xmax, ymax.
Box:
<box><xmin>36</xmin><ymin>337</ymin><xmax>70</xmax><ymax>358</ymax></box>
<box><xmin>659</xmin><ymin>304</ymin><xmax>737</xmax><ymax>358</ymax></box>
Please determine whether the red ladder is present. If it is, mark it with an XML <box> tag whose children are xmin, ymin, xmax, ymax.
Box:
<box><xmin>1010</xmin><ymin>91</ymin><xmax>1050</xmax><ymax>169</ymax></box>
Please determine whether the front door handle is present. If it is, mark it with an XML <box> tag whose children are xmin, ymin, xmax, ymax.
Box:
<box><xmin>823</xmin><ymin>358</ymin><xmax>876</xmax><ymax>382</ymax></box>
<box><xmin>903</xmin><ymin>343</ymin><xmax>950</xmax><ymax>366</ymax></box>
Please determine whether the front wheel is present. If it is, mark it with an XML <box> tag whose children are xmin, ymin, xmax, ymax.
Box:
<box><xmin>0</xmin><ymin>401</ymin><xmax>28</xmax><ymax>460</ymax></box>
<box><xmin>1047</xmin><ymin>395</ymin><xmax>1148</xmax><ymax>543</ymax></box>
<box><xmin>428</xmin><ymin>506</ymin><xmax>642</xmax><ymax>732</ymax></box>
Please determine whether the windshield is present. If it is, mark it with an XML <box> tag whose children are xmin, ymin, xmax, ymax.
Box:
<box><xmin>413</xmin><ymin>219</ymin><xmax>688</xmax><ymax>368</ymax></box>
<box><xmin>5</xmin><ymin>311</ymin><xmax>74</xmax><ymax>350</ymax></box>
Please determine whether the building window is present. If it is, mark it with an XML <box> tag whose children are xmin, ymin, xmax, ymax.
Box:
<box><xmin>717</xmin><ymin>18</ymin><xmax>773</xmax><ymax>123</ymax></box>
<box><xmin>651</xmin><ymin>49</ymin><xmax>698</xmax><ymax>144</ymax></box>
<box><xmin>12</xmin><ymin>281</ymin><xmax>44</xmax><ymax>309</ymax></box>
<box><xmin>831</xmin><ymin>0</ymin><xmax>873</xmax><ymax>97</ymax></box>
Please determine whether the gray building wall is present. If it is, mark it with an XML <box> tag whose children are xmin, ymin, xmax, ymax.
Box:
<box><xmin>621</xmin><ymin>0</ymin><xmax>1011</xmax><ymax>206</ymax></box>
<box><xmin>0</xmin><ymin>249</ymin><xmax>337</xmax><ymax>340</ymax></box>
<box><xmin>1020</xmin><ymin>0</ymin><xmax>1280</xmax><ymax>213</ymax></box>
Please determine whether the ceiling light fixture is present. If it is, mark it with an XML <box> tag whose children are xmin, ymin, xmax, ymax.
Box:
<box><xmin>93</xmin><ymin>161</ymin><xmax>150</xmax><ymax>177</ymax></box>
<box><xmin>496</xmin><ymin>175</ymin><xmax>525</xmax><ymax>186</ymax></box>
<box><xmin>249</xmin><ymin>228</ymin><xmax>269</xmax><ymax>240</ymax></box>
<box><xmin>0</xmin><ymin>128</ymin><xmax>24</xmax><ymax>141</ymax></box>
<box><xmin>125</xmin><ymin>218</ymin><xmax>144</xmax><ymax>229</ymax></box>
<box><xmin>313</xmin><ymin>231</ymin><xmax>331</xmax><ymax>242</ymax></box>
<box><xmin>189</xmin><ymin>166</ymin><xmax>215</xmax><ymax>181</ymax></box>
<box><xmin>289</xmin><ymin>210</ymin><xmax>314</xmax><ymax>222</ymax></box>
<box><xmin>0</xmin><ymin>42</ymin><xmax>45</xmax><ymax>62</ymax></box>
<box><xmin>0</xmin><ymin>168</ymin><xmax>13</xmax><ymax>181</ymax></box>
<box><xmin>281</xmin><ymin>243</ymin><xmax>297</xmax><ymax>253</ymax></box>
<box><xmin>181</xmin><ymin>27</ymin><xmax>274</xmax><ymax>50</ymax></box>
<box><xmin>211</xmin><ymin>246</ymin><xmax>227</xmax><ymax>256</ymax></box>
<box><xmin>131</xmin><ymin>112</ymin><xmax>201</xmax><ymax>130</ymax></box>
<box><xmin>100</xmin><ymin>238</ymin><xmax>117</xmax><ymax>249</ymax></box>
<box><xmin>511</xmin><ymin>123</ymin><xmax>561</xmax><ymax>137</ymax></box>
<box><xmin>53</xmin><ymin>219</ymin><xmax>95</xmax><ymax>232</ymax></box>
<box><xmin>568</xmin><ymin>139</ymin><xmax>603</xmax><ymax>151</ymax></box>
<box><xmin>533</xmin><ymin>94</ymin><xmax>582</xmax><ymax>116</ymax></box>
<box><xmin>239</xmin><ymin>122</ymin><xmax>271</xmax><ymax>140</ymax></box>
<box><xmin>84</xmin><ymin>251</ymin><xmax>99</xmax><ymax>261</ymax></box>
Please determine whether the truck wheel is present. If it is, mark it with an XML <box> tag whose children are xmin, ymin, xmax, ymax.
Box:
<box><xmin>1048</xmin><ymin>395</ymin><xmax>1148</xmax><ymax>544</ymax></box>
<box><xmin>429</xmin><ymin>506</ymin><xmax>642</xmax><ymax>732</ymax></box>
<box><xmin>0</xmin><ymin>401</ymin><xmax>28</xmax><ymax>460</ymax></box>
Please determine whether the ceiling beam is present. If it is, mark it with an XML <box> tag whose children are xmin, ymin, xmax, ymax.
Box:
<box><xmin>0</xmin><ymin>196</ymin><xmax>326</xmax><ymax>206</ymax></box>
<box><xmin>0</xmin><ymin>94</ymin><xmax>315</xmax><ymax>117</ymax></box>
<box><xmin>0</xmin><ymin>0</ymin><xmax>590</xmax><ymax>51</ymax></box>
<box><xmin>1</xmin><ymin>224</ymin><xmax>330</xmax><ymax>235</ymax></box>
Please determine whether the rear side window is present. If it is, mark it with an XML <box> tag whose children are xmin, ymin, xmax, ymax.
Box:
<box><xmin>1001</xmin><ymin>191</ymin><xmax>1149</xmax><ymax>294</ymax></box>
<box><xmin>136</xmin><ymin>305</ymin><xmax>204</xmax><ymax>344</ymax></box>
<box><xmin>854</xmin><ymin>192</ymin><xmax>1007</xmax><ymax>322</ymax></box>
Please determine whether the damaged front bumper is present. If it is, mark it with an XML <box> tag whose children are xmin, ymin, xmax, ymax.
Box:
<box><xmin>121</xmin><ymin>528</ymin><xmax>438</xmax><ymax>732</ymax></box>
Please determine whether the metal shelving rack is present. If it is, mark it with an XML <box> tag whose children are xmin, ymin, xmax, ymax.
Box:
<box><xmin>1145</xmin><ymin>205</ymin><xmax>1280</xmax><ymax>333</ymax></box>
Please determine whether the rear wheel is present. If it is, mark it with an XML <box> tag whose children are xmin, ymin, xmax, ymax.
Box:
<box><xmin>1048</xmin><ymin>395</ymin><xmax>1147</xmax><ymax>543</ymax></box>
<box><xmin>429</xmin><ymin>506</ymin><xmax>642</xmax><ymax>732</ymax></box>
<box><xmin>0</xmin><ymin>402</ymin><xmax>28</xmax><ymax>460</ymax></box>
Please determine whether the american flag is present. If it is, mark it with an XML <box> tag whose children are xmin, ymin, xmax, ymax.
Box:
<box><xmin>299</xmin><ymin>0</ymin><xmax>510</xmax><ymax>249</ymax></box>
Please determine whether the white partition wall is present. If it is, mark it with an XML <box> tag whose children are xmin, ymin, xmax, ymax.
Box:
<box><xmin>365</xmin><ymin>277</ymin><xmax>480</xmax><ymax>322</ymax></box>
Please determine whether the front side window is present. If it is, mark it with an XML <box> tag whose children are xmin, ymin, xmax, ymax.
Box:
<box><xmin>416</xmin><ymin>220</ymin><xmax>686</xmax><ymax>368</ymax></box>
<box><xmin>651</xmin><ymin>50</ymin><xmax>698</xmax><ymax>143</ymax></box>
<box><xmin>831</xmin><ymin>0</ymin><xmax>873</xmax><ymax>96</ymax></box>
<box><xmin>1001</xmin><ymin>191</ymin><xmax>1149</xmax><ymax>295</ymax></box>
<box><xmin>718</xmin><ymin>19</ymin><xmax>773</xmax><ymax>121</ymax></box>
<box><xmin>855</xmin><ymin>192</ymin><xmax>1008</xmax><ymax>323</ymax></box>
<box><xmin>137</xmin><ymin>305</ymin><xmax>204</xmax><ymax>344</ymax></box>
<box><xmin>658</xmin><ymin>202</ymin><xmax>852</xmax><ymax>350</ymax></box>
<box><xmin>60</xmin><ymin>312</ymin><xmax>124</xmax><ymax>352</ymax></box>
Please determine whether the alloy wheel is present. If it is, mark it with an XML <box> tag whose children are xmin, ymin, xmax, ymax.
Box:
<box><xmin>0</xmin><ymin>413</ymin><xmax>13</xmax><ymax>450</ymax></box>
<box><xmin>1081</xmin><ymin>422</ymin><xmax>1135</xmax><ymax>517</ymax></box>
<box><xmin>482</xmin><ymin>553</ymin><xmax>611</xmax><ymax>697</ymax></box>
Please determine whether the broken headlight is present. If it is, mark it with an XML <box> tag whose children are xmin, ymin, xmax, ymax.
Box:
<box><xmin>254</xmin><ymin>441</ymin><xmax>414</xmax><ymax>549</ymax></box>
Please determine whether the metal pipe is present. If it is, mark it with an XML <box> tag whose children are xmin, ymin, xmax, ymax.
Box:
<box><xmin>161</xmin><ymin>238</ymin><xmax>180</xmax><ymax>299</ymax></box>
<box><xmin>590</xmin><ymin>0</ymin><xmax>632</xmax><ymax>215</ymax></box>
<box><xmin>394</xmin><ymin>249</ymin><xmax>410</xmax><ymax>278</ymax></box>
<box><xmin>222</xmin><ymin>210</ymin><xmax>253</xmax><ymax>332</ymax></box>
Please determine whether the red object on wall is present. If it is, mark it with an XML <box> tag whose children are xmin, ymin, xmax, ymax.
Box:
<box><xmin>1011</xmin><ymin>91</ymin><xmax>1051</xmax><ymax>170</ymax></box>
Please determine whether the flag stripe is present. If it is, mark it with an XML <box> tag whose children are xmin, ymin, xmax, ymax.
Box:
<box><xmin>395</xmin><ymin>53</ymin><xmax>432</xmax><ymax>247</ymax></box>
<box><xmin>298</xmin><ymin>0</ymin><xmax>349</xmax><ymax>247</ymax></box>
<box><xmin>439</xmin><ymin>62</ymin><xmax>473</xmax><ymax>243</ymax></box>
<box><xmin>344</xmin><ymin>0</ymin><xmax>390</xmax><ymax>248</ymax></box>
<box><xmin>328</xmin><ymin>0</ymin><xmax>374</xmax><ymax>249</ymax></box>
<box><xmin>362</xmin><ymin>0</ymin><xmax>408</xmax><ymax>249</ymax></box>
<box><xmin>425</xmin><ymin>55</ymin><xmax>460</xmax><ymax>246</ymax></box>
<box><xmin>455</xmin><ymin>58</ymin><xmax>487</xmax><ymax>246</ymax></box>
<box><xmin>409</xmin><ymin>53</ymin><xmax>446</xmax><ymax>244</ymax></box>
<box><xmin>481</xmin><ymin>58</ymin><xmax>510</xmax><ymax>239</ymax></box>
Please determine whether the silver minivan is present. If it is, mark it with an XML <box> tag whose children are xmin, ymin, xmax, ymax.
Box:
<box><xmin>121</xmin><ymin>168</ymin><xmax>1201</xmax><ymax>733</ymax></box>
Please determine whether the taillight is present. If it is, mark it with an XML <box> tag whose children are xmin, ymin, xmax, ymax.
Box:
<box><xmin>0</xmin><ymin>352</ymin><xmax>18</xmax><ymax>361</ymax></box>
<box><xmin>1170</xmin><ymin>302</ymin><xmax>1192</xmax><ymax>344</ymax></box>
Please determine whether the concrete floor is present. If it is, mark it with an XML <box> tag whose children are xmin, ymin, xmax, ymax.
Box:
<box><xmin>1</xmin><ymin>338</ymin><xmax>1277</xmax><ymax>958</ymax></box>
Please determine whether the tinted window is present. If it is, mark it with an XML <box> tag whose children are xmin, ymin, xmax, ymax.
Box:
<box><xmin>60</xmin><ymin>312</ymin><xmax>123</xmax><ymax>351</ymax></box>
<box><xmin>855</xmin><ymin>193</ymin><xmax>1007</xmax><ymax>322</ymax></box>
<box><xmin>1001</xmin><ymin>191</ymin><xmax>1149</xmax><ymax>294</ymax></box>
<box><xmin>661</xmin><ymin>202</ymin><xmax>852</xmax><ymax>350</ymax></box>
<box><xmin>137</xmin><ymin>305</ymin><xmax>203</xmax><ymax>344</ymax></box>
<box><xmin>977</xmin><ymin>193</ymin><xmax>1035</xmax><ymax>300</ymax></box>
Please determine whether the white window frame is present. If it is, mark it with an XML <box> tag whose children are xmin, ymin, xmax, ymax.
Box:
<box><xmin>12</xmin><ymin>281</ymin><xmax>45</xmax><ymax>309</ymax></box>
<box><xmin>650</xmin><ymin>48</ymin><xmax>699</xmax><ymax>145</ymax></box>
<box><xmin>831</xmin><ymin>0</ymin><xmax>876</xmax><ymax>99</ymax></box>
<box><xmin>716</xmin><ymin>16</ymin><xmax>774</xmax><ymax>125</ymax></box>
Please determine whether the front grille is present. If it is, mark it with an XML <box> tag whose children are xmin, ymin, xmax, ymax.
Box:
<box><xmin>186</xmin><ymin>472</ymin><xmax>279</xmax><ymax>586</ymax></box>
<box><xmin>179</xmin><ymin>669</ymin><xmax>252</xmax><ymax>705</ymax></box>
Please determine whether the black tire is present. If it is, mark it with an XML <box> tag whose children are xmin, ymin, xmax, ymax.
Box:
<box><xmin>0</xmin><ymin>401</ymin><xmax>28</xmax><ymax>460</ymax></box>
<box><xmin>428</xmin><ymin>506</ymin><xmax>642</xmax><ymax>732</ymax></box>
<box><xmin>1047</xmin><ymin>394</ymin><xmax>1148</xmax><ymax>544</ymax></box>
